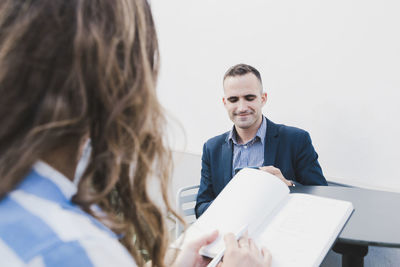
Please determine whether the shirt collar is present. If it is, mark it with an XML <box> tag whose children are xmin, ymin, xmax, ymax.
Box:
<box><xmin>227</xmin><ymin>127</ymin><xmax>238</xmax><ymax>144</ymax></box>
<box><xmin>228</xmin><ymin>116</ymin><xmax>267</xmax><ymax>145</ymax></box>
<box><xmin>256</xmin><ymin>116</ymin><xmax>267</xmax><ymax>145</ymax></box>
<box><xmin>33</xmin><ymin>160</ymin><xmax>77</xmax><ymax>201</ymax></box>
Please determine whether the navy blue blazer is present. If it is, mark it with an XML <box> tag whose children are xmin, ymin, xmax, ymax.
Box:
<box><xmin>195</xmin><ymin>118</ymin><xmax>327</xmax><ymax>217</ymax></box>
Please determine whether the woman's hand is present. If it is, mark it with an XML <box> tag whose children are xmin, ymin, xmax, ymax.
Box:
<box><xmin>217</xmin><ymin>232</ymin><xmax>271</xmax><ymax>267</ymax></box>
<box><xmin>172</xmin><ymin>230</ymin><xmax>218</xmax><ymax>267</ymax></box>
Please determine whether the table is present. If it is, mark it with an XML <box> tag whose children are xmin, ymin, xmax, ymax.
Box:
<box><xmin>290</xmin><ymin>185</ymin><xmax>400</xmax><ymax>267</ymax></box>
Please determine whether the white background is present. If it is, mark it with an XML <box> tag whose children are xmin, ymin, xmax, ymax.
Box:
<box><xmin>151</xmin><ymin>0</ymin><xmax>400</xmax><ymax>192</ymax></box>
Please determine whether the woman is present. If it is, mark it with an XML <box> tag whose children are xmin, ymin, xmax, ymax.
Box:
<box><xmin>0</xmin><ymin>1</ymin><xmax>270</xmax><ymax>266</ymax></box>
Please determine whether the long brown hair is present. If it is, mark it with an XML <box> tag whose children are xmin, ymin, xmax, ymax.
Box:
<box><xmin>0</xmin><ymin>0</ymin><xmax>178</xmax><ymax>265</ymax></box>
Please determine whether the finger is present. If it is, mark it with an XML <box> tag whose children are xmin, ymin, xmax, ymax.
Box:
<box><xmin>261</xmin><ymin>247</ymin><xmax>272</xmax><ymax>265</ymax></box>
<box><xmin>260</xmin><ymin>166</ymin><xmax>276</xmax><ymax>174</ymax></box>
<box><xmin>267</xmin><ymin>166</ymin><xmax>279</xmax><ymax>174</ymax></box>
<box><xmin>248</xmin><ymin>238</ymin><xmax>259</xmax><ymax>254</ymax></box>
<box><xmin>224</xmin><ymin>233</ymin><xmax>238</xmax><ymax>249</ymax></box>
<box><xmin>238</xmin><ymin>231</ymin><xmax>250</xmax><ymax>249</ymax></box>
<box><xmin>188</xmin><ymin>230</ymin><xmax>219</xmax><ymax>250</ymax></box>
<box><xmin>262</xmin><ymin>165</ymin><xmax>274</xmax><ymax>169</ymax></box>
<box><xmin>259</xmin><ymin>166</ymin><xmax>271</xmax><ymax>171</ymax></box>
<box><xmin>238</xmin><ymin>239</ymin><xmax>249</xmax><ymax>249</ymax></box>
<box><xmin>262</xmin><ymin>166</ymin><xmax>287</xmax><ymax>182</ymax></box>
<box><xmin>238</xmin><ymin>230</ymin><xmax>248</xmax><ymax>242</ymax></box>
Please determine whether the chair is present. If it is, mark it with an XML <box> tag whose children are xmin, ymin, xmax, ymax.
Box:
<box><xmin>175</xmin><ymin>184</ymin><xmax>200</xmax><ymax>239</ymax></box>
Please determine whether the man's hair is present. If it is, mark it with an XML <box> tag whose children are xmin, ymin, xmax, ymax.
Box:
<box><xmin>0</xmin><ymin>1</ymin><xmax>179</xmax><ymax>266</ymax></box>
<box><xmin>223</xmin><ymin>63</ymin><xmax>263</xmax><ymax>85</ymax></box>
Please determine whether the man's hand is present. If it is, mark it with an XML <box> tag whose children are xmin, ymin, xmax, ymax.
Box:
<box><xmin>217</xmin><ymin>232</ymin><xmax>271</xmax><ymax>267</ymax></box>
<box><xmin>171</xmin><ymin>230</ymin><xmax>218</xmax><ymax>267</ymax></box>
<box><xmin>259</xmin><ymin>166</ymin><xmax>293</xmax><ymax>186</ymax></box>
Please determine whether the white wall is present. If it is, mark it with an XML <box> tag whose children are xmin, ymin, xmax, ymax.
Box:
<box><xmin>152</xmin><ymin>0</ymin><xmax>400</xmax><ymax>192</ymax></box>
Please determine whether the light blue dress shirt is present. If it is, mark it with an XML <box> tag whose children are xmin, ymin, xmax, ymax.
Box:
<box><xmin>0</xmin><ymin>161</ymin><xmax>136</xmax><ymax>267</ymax></box>
<box><xmin>229</xmin><ymin>117</ymin><xmax>267</xmax><ymax>177</ymax></box>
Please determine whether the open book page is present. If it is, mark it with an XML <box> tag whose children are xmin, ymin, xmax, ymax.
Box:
<box><xmin>178</xmin><ymin>168</ymin><xmax>289</xmax><ymax>257</ymax></box>
<box><xmin>255</xmin><ymin>193</ymin><xmax>353</xmax><ymax>267</ymax></box>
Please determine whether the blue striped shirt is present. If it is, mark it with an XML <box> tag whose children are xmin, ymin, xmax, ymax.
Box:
<box><xmin>0</xmin><ymin>161</ymin><xmax>136</xmax><ymax>267</ymax></box>
<box><xmin>229</xmin><ymin>117</ymin><xmax>267</xmax><ymax>177</ymax></box>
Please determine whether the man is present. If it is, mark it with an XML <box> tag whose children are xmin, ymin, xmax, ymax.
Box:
<box><xmin>195</xmin><ymin>64</ymin><xmax>327</xmax><ymax>217</ymax></box>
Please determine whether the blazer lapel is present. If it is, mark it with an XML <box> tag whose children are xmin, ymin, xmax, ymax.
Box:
<box><xmin>264</xmin><ymin>118</ymin><xmax>280</xmax><ymax>166</ymax></box>
<box><xmin>221</xmin><ymin>140</ymin><xmax>233</xmax><ymax>186</ymax></box>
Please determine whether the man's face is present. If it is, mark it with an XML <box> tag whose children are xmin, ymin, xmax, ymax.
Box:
<box><xmin>223</xmin><ymin>73</ymin><xmax>267</xmax><ymax>130</ymax></box>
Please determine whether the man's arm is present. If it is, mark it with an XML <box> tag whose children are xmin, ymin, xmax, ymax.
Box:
<box><xmin>294</xmin><ymin>131</ymin><xmax>327</xmax><ymax>185</ymax></box>
<box><xmin>195</xmin><ymin>143</ymin><xmax>216</xmax><ymax>218</ymax></box>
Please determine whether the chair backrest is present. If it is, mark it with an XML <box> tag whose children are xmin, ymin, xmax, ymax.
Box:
<box><xmin>175</xmin><ymin>184</ymin><xmax>200</xmax><ymax>239</ymax></box>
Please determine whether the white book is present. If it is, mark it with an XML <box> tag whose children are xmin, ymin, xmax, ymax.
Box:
<box><xmin>176</xmin><ymin>168</ymin><xmax>354</xmax><ymax>267</ymax></box>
